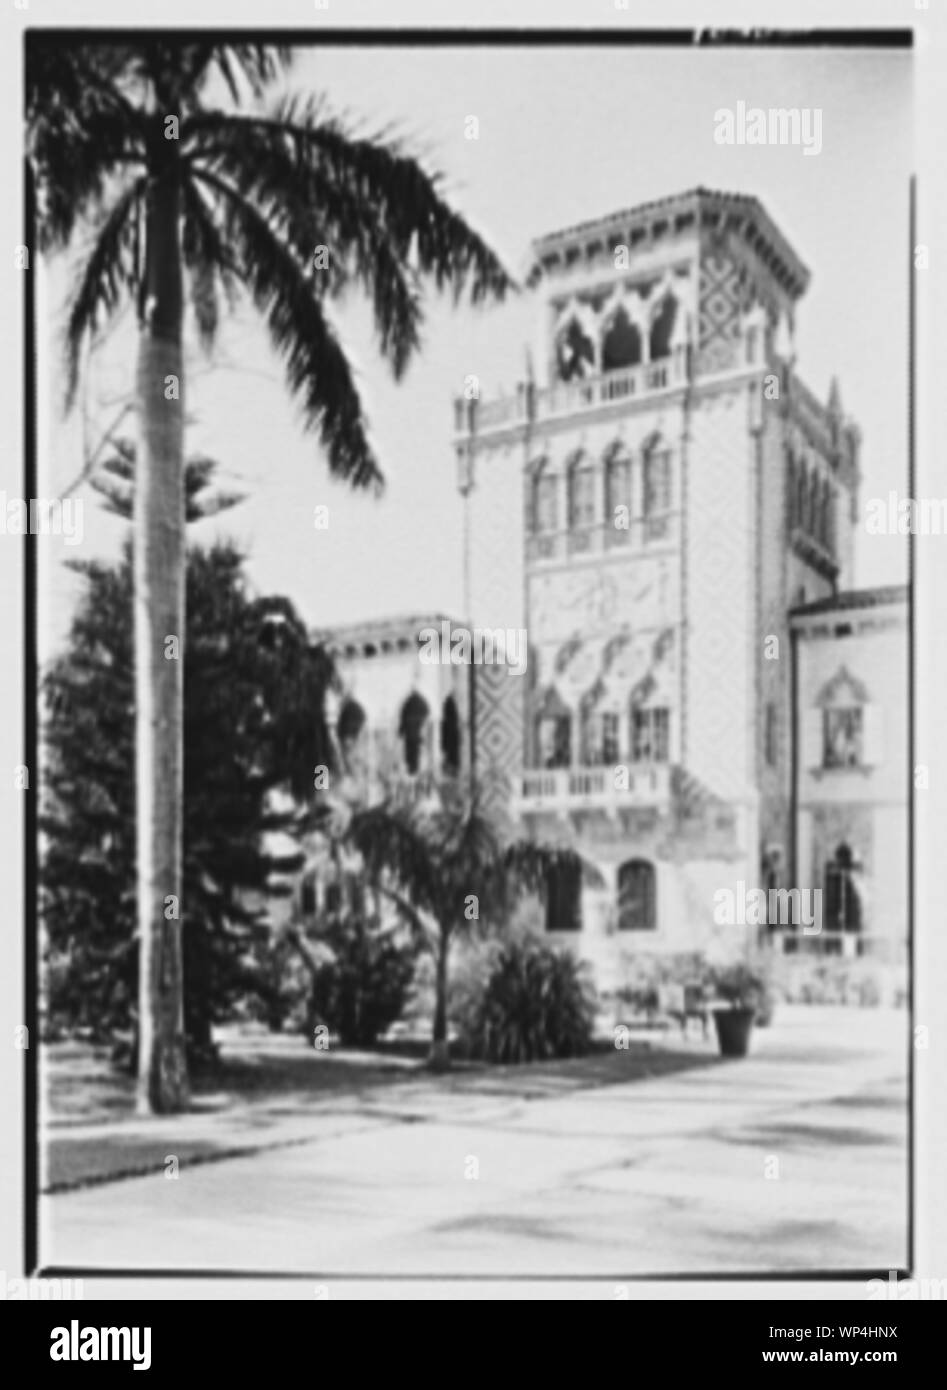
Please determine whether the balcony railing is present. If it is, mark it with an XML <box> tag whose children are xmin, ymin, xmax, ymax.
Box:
<box><xmin>467</xmin><ymin>353</ymin><xmax>689</xmax><ymax>436</ymax></box>
<box><xmin>516</xmin><ymin>763</ymin><xmax>671</xmax><ymax>814</ymax></box>
<box><xmin>773</xmin><ymin>929</ymin><xmax>905</xmax><ymax>964</ymax></box>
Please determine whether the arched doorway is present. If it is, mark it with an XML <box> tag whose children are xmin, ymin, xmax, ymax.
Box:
<box><xmin>824</xmin><ymin>843</ymin><xmax>862</xmax><ymax>936</ymax></box>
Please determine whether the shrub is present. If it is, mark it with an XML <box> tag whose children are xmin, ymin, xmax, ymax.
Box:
<box><xmin>307</xmin><ymin>913</ymin><xmax>418</xmax><ymax>1047</ymax></box>
<box><xmin>709</xmin><ymin>954</ymin><xmax>779</xmax><ymax>1024</ymax></box>
<box><xmin>459</xmin><ymin>937</ymin><xmax>597</xmax><ymax>1064</ymax></box>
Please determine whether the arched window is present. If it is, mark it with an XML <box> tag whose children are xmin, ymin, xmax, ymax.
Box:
<box><xmin>581</xmin><ymin>705</ymin><xmax>620</xmax><ymax>766</ymax></box>
<box><xmin>825</xmin><ymin>483</ymin><xmax>836</xmax><ymax>553</ymax></box>
<box><xmin>820</xmin><ymin>478</ymin><xmax>832</xmax><ymax>548</ymax></box>
<box><xmin>556</xmin><ymin>317</ymin><xmax>595</xmax><ymax>382</ymax></box>
<box><xmin>440</xmin><ymin>694</ymin><xmax>461</xmax><ymax>775</ymax></box>
<box><xmin>631</xmin><ymin>705</ymin><xmax>669</xmax><ymax>763</ymax></box>
<box><xmin>536</xmin><ymin>687</ymin><xmax>571</xmax><ymax>769</ymax></box>
<box><xmin>544</xmin><ymin>859</ymin><xmax>582</xmax><ymax>932</ymax></box>
<box><xmin>601</xmin><ymin>306</ymin><xmax>643</xmax><ymax>372</ymax></box>
<box><xmin>807</xmin><ymin>473</ymin><xmax>820</xmax><ymax>536</ymax></box>
<box><xmin>604</xmin><ymin>442</ymin><xmax>632</xmax><ymax>519</ymax></box>
<box><xmin>399</xmin><ymin>691</ymin><xmax>430</xmax><ymax>775</ymax></box>
<box><xmin>531</xmin><ymin>458</ymin><xmax>557</xmax><ymax>534</ymax></box>
<box><xmin>617</xmin><ymin>859</ymin><xmax>656</xmax><ymax>931</ymax></box>
<box><xmin>824</xmin><ymin>843</ymin><xmax>862</xmax><ymax>935</ymax></box>
<box><xmin>649</xmin><ymin>292</ymin><xmax>678</xmax><ymax>361</ymax></box>
<box><xmin>796</xmin><ymin>465</ymin><xmax>807</xmax><ymax>531</ymax></box>
<box><xmin>567</xmin><ymin>451</ymin><xmax>596</xmax><ymax>529</ymax></box>
<box><xmin>786</xmin><ymin>453</ymin><xmax>797</xmax><ymax>528</ymax></box>
<box><xmin>338</xmin><ymin>698</ymin><xmax>366</xmax><ymax>746</ymax></box>
<box><xmin>338</xmin><ymin>699</ymin><xmax>367</xmax><ymax>773</ymax></box>
<box><xmin>643</xmin><ymin>444</ymin><xmax>671</xmax><ymax>517</ymax></box>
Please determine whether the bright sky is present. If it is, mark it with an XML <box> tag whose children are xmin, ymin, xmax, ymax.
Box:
<box><xmin>38</xmin><ymin>43</ymin><xmax>912</xmax><ymax>659</ymax></box>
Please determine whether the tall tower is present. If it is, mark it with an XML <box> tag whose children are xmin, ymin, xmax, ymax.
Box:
<box><xmin>454</xmin><ymin>188</ymin><xmax>860</xmax><ymax>976</ymax></box>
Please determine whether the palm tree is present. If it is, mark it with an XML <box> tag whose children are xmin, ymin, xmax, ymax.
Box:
<box><xmin>27</xmin><ymin>39</ymin><xmax>513</xmax><ymax>1112</ymax></box>
<box><xmin>345</xmin><ymin>783</ymin><xmax>579</xmax><ymax>1070</ymax></box>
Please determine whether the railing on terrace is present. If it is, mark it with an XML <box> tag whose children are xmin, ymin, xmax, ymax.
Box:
<box><xmin>774</xmin><ymin>929</ymin><xmax>905</xmax><ymax>964</ymax></box>
<box><xmin>517</xmin><ymin>763</ymin><xmax>671</xmax><ymax>811</ymax></box>
<box><xmin>469</xmin><ymin>353</ymin><xmax>689</xmax><ymax>434</ymax></box>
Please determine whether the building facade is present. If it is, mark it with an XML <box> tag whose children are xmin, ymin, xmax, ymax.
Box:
<box><xmin>790</xmin><ymin>587</ymin><xmax>908</xmax><ymax>966</ymax></box>
<box><xmin>307</xmin><ymin>188</ymin><xmax>907</xmax><ymax>995</ymax></box>
<box><xmin>447</xmin><ymin>187</ymin><xmax>905</xmax><ymax>989</ymax></box>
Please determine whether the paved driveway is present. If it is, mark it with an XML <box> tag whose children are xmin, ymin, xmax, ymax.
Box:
<box><xmin>43</xmin><ymin>1007</ymin><xmax>908</xmax><ymax>1277</ymax></box>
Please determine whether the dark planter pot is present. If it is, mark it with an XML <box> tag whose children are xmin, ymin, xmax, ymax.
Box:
<box><xmin>713</xmin><ymin>1006</ymin><xmax>755</xmax><ymax>1058</ymax></box>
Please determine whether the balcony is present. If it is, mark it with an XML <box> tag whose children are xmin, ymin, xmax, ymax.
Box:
<box><xmin>774</xmin><ymin>929</ymin><xmax>905</xmax><ymax>964</ymax></box>
<box><xmin>515</xmin><ymin>763</ymin><xmax>671</xmax><ymax>816</ymax></box>
<box><xmin>460</xmin><ymin>353</ymin><xmax>689</xmax><ymax>439</ymax></box>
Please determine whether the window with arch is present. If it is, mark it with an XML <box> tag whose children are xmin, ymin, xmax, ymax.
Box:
<box><xmin>786</xmin><ymin>453</ymin><xmax>798</xmax><ymax>528</ymax></box>
<box><xmin>649</xmin><ymin>292</ymin><xmax>678</xmax><ymax>361</ymax></box>
<box><xmin>567</xmin><ymin>451</ymin><xmax>596</xmax><ymax>529</ymax></box>
<box><xmin>536</xmin><ymin>687</ymin><xmax>571</xmax><ymax>769</ymax></box>
<box><xmin>796</xmin><ymin>465</ymin><xmax>807</xmax><ymax>530</ymax></box>
<box><xmin>338</xmin><ymin>698</ymin><xmax>367</xmax><ymax>774</ymax></box>
<box><xmin>826</xmin><ymin>483</ymin><xmax>837</xmax><ymax>552</ymax></box>
<box><xmin>398</xmin><ymin>691</ymin><xmax>430</xmax><ymax>775</ymax></box>
<box><xmin>820</xmin><ymin>478</ymin><xmax>833</xmax><ymax>549</ymax></box>
<box><xmin>807</xmin><ymin>472</ymin><xmax>820</xmax><ymax>536</ymax></box>
<box><xmin>544</xmin><ymin>859</ymin><xmax>582</xmax><ymax>932</ymax></box>
<box><xmin>617</xmin><ymin>859</ymin><xmax>656</xmax><ymax>931</ymax></box>
<box><xmin>440</xmin><ymin>694</ymin><xmax>461</xmax><ymax>775</ymax></box>
<box><xmin>338</xmin><ymin>698</ymin><xmax>366</xmax><ymax>747</ymax></box>
<box><xmin>530</xmin><ymin>458</ymin><xmax>558</xmax><ymax>534</ymax></box>
<box><xmin>581</xmin><ymin>707</ymin><xmax>620</xmax><ymax>766</ymax></box>
<box><xmin>811</xmin><ymin>666</ymin><xmax>880</xmax><ymax>772</ymax></box>
<box><xmin>631</xmin><ymin>706</ymin><xmax>670</xmax><ymax>763</ymax></box>
<box><xmin>601</xmin><ymin>306</ymin><xmax>643</xmax><ymax>372</ymax></box>
<box><xmin>824</xmin><ymin>843</ymin><xmax>862</xmax><ymax>934</ymax></box>
<box><xmin>604</xmin><ymin>442</ymin><xmax>632</xmax><ymax>519</ymax></box>
<box><xmin>643</xmin><ymin>444</ymin><xmax>671</xmax><ymax>517</ymax></box>
<box><xmin>556</xmin><ymin>317</ymin><xmax>596</xmax><ymax>382</ymax></box>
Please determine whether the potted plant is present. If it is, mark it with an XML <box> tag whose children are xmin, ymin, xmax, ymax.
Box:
<box><xmin>709</xmin><ymin>962</ymin><xmax>766</xmax><ymax>1057</ymax></box>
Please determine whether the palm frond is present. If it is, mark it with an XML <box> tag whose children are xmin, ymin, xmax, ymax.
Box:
<box><xmin>346</xmin><ymin>805</ymin><xmax>438</xmax><ymax>910</ymax></box>
<box><xmin>211</xmin><ymin>45</ymin><xmax>293</xmax><ymax>103</ymax></box>
<box><xmin>192</xmin><ymin>164</ymin><xmax>383</xmax><ymax>489</ymax></box>
<box><xmin>183</xmin><ymin>110</ymin><xmax>425</xmax><ymax>378</ymax></box>
<box><xmin>63</xmin><ymin>178</ymin><xmax>146</xmax><ymax>409</ymax></box>
<box><xmin>185</xmin><ymin>103</ymin><xmax>509</xmax><ymax>375</ymax></box>
<box><xmin>269</xmin><ymin>95</ymin><xmax>516</xmax><ymax>305</ymax></box>
<box><xmin>180</xmin><ymin>177</ymin><xmax>241</xmax><ymax>325</ymax></box>
<box><xmin>26</xmin><ymin>43</ymin><xmax>145</xmax><ymax>252</ymax></box>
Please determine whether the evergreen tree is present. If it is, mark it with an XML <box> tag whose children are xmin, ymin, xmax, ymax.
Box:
<box><xmin>40</xmin><ymin>541</ymin><xmax>332</xmax><ymax>1068</ymax></box>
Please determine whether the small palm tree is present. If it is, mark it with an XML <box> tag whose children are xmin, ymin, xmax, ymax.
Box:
<box><xmin>345</xmin><ymin>783</ymin><xmax>579</xmax><ymax>1070</ymax></box>
<box><xmin>27</xmin><ymin>40</ymin><xmax>513</xmax><ymax>1111</ymax></box>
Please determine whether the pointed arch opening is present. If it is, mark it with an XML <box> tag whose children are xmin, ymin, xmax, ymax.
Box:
<box><xmin>440</xmin><ymin>694</ymin><xmax>461</xmax><ymax>775</ymax></box>
<box><xmin>556</xmin><ymin>316</ymin><xmax>596</xmax><ymax>382</ymax></box>
<box><xmin>649</xmin><ymin>291</ymin><xmax>678</xmax><ymax>361</ymax></box>
<box><xmin>617</xmin><ymin>859</ymin><xmax>656</xmax><ymax>931</ymax></box>
<box><xmin>601</xmin><ymin>305</ymin><xmax>643</xmax><ymax>372</ymax></box>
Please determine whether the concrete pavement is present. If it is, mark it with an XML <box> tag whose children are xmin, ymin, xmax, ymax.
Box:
<box><xmin>43</xmin><ymin>1007</ymin><xmax>908</xmax><ymax>1276</ymax></box>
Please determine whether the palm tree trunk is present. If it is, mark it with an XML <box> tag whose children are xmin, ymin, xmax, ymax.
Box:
<box><xmin>134</xmin><ymin>159</ymin><xmax>188</xmax><ymax>1114</ymax></box>
<box><xmin>429</xmin><ymin>927</ymin><xmax>450</xmax><ymax>1071</ymax></box>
